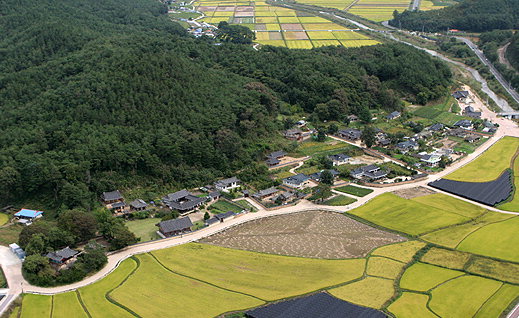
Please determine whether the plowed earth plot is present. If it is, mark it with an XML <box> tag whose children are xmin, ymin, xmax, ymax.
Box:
<box><xmin>200</xmin><ymin>210</ymin><xmax>405</xmax><ymax>258</ymax></box>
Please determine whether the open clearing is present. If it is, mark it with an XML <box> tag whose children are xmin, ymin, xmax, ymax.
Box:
<box><xmin>112</xmin><ymin>253</ymin><xmax>263</xmax><ymax>317</ymax></box>
<box><xmin>126</xmin><ymin>218</ymin><xmax>160</xmax><ymax>242</ymax></box>
<box><xmin>399</xmin><ymin>263</ymin><xmax>464</xmax><ymax>292</ymax></box>
<box><xmin>322</xmin><ymin>195</ymin><xmax>357</xmax><ymax>206</ymax></box>
<box><xmin>0</xmin><ymin>213</ymin><xmax>8</xmax><ymax>226</ymax></box>
<box><xmin>200</xmin><ymin>210</ymin><xmax>405</xmax><ymax>259</ymax></box>
<box><xmin>152</xmin><ymin>243</ymin><xmax>365</xmax><ymax>300</ymax></box>
<box><xmin>346</xmin><ymin>193</ymin><xmax>469</xmax><ymax>235</ymax></box>
<box><xmin>445</xmin><ymin>136</ymin><xmax>519</xmax><ymax>182</ymax></box>
<box><xmin>429</xmin><ymin>275</ymin><xmax>502</xmax><ymax>318</ymax></box>
<box><xmin>388</xmin><ymin>292</ymin><xmax>437</xmax><ymax>318</ymax></box>
<box><xmin>334</xmin><ymin>184</ymin><xmax>373</xmax><ymax>197</ymax></box>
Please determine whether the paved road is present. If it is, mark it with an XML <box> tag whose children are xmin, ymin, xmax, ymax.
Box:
<box><xmin>410</xmin><ymin>0</ymin><xmax>421</xmax><ymax>11</ymax></box>
<box><xmin>455</xmin><ymin>37</ymin><xmax>519</xmax><ymax>107</ymax></box>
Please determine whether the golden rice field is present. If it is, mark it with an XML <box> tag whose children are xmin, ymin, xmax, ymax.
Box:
<box><xmin>195</xmin><ymin>0</ymin><xmax>380</xmax><ymax>48</ymax></box>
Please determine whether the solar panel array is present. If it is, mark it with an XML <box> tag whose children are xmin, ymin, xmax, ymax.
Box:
<box><xmin>428</xmin><ymin>170</ymin><xmax>513</xmax><ymax>206</ymax></box>
<box><xmin>246</xmin><ymin>292</ymin><xmax>386</xmax><ymax>318</ymax></box>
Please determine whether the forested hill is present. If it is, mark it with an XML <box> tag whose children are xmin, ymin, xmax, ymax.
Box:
<box><xmin>508</xmin><ymin>33</ymin><xmax>519</xmax><ymax>72</ymax></box>
<box><xmin>390</xmin><ymin>0</ymin><xmax>519</xmax><ymax>33</ymax></box>
<box><xmin>0</xmin><ymin>0</ymin><xmax>451</xmax><ymax>211</ymax></box>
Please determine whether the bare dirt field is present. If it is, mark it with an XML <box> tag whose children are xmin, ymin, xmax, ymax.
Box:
<box><xmin>392</xmin><ymin>187</ymin><xmax>436</xmax><ymax>199</ymax></box>
<box><xmin>200</xmin><ymin>210</ymin><xmax>405</xmax><ymax>259</ymax></box>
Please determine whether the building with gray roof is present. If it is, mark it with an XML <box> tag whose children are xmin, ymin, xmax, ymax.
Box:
<box><xmin>163</xmin><ymin>190</ymin><xmax>205</xmax><ymax>213</ymax></box>
<box><xmin>157</xmin><ymin>216</ymin><xmax>193</xmax><ymax>237</ymax></box>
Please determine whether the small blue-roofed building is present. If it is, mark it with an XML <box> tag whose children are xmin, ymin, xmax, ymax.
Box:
<box><xmin>14</xmin><ymin>209</ymin><xmax>43</xmax><ymax>224</ymax></box>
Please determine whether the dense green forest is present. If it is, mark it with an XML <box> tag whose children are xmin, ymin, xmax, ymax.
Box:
<box><xmin>0</xmin><ymin>0</ymin><xmax>451</xmax><ymax>211</ymax></box>
<box><xmin>390</xmin><ymin>0</ymin><xmax>519</xmax><ymax>32</ymax></box>
<box><xmin>508</xmin><ymin>33</ymin><xmax>519</xmax><ymax>73</ymax></box>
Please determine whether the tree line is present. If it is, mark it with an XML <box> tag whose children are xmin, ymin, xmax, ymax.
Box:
<box><xmin>390</xmin><ymin>0</ymin><xmax>519</xmax><ymax>32</ymax></box>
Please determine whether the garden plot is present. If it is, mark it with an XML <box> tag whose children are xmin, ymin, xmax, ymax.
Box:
<box><xmin>200</xmin><ymin>210</ymin><xmax>405</xmax><ymax>258</ymax></box>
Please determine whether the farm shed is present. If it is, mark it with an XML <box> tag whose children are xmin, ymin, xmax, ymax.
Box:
<box><xmin>246</xmin><ymin>292</ymin><xmax>385</xmax><ymax>318</ymax></box>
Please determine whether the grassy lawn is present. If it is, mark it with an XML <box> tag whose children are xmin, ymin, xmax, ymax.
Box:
<box><xmin>346</xmin><ymin>193</ymin><xmax>469</xmax><ymax>236</ymax></box>
<box><xmin>20</xmin><ymin>294</ymin><xmax>52</xmax><ymax>318</ymax></box>
<box><xmin>271</xmin><ymin>170</ymin><xmax>294</xmax><ymax>179</ymax></box>
<box><xmin>399</xmin><ymin>263</ymin><xmax>463</xmax><ymax>292</ymax></box>
<box><xmin>420</xmin><ymin>247</ymin><xmax>470</xmax><ymax>270</ymax></box>
<box><xmin>365</xmin><ymin>256</ymin><xmax>405</xmax><ymax>279</ymax></box>
<box><xmin>209</xmin><ymin>200</ymin><xmax>244</xmax><ymax>214</ymax></box>
<box><xmin>329</xmin><ymin>277</ymin><xmax>395</xmax><ymax>309</ymax></box>
<box><xmin>411</xmin><ymin>193</ymin><xmax>486</xmax><ymax>218</ymax></box>
<box><xmin>126</xmin><ymin>218</ymin><xmax>160</xmax><ymax>242</ymax></box>
<box><xmin>151</xmin><ymin>243</ymin><xmax>365</xmax><ymax>301</ymax></box>
<box><xmin>388</xmin><ymin>292</ymin><xmax>437</xmax><ymax>318</ymax></box>
<box><xmin>0</xmin><ymin>224</ymin><xmax>23</xmax><ymax>246</ymax></box>
<box><xmin>457</xmin><ymin>216</ymin><xmax>519</xmax><ymax>262</ymax></box>
<box><xmin>446</xmin><ymin>136</ymin><xmax>519</xmax><ymax>182</ymax></box>
<box><xmin>421</xmin><ymin>211</ymin><xmax>514</xmax><ymax>248</ymax></box>
<box><xmin>370</xmin><ymin>240</ymin><xmax>425</xmax><ymax>263</ymax></box>
<box><xmin>322</xmin><ymin>195</ymin><xmax>357</xmax><ymax>206</ymax></box>
<box><xmin>334</xmin><ymin>185</ymin><xmax>373</xmax><ymax>197</ymax></box>
<box><xmin>79</xmin><ymin>258</ymin><xmax>137</xmax><ymax>318</ymax></box>
<box><xmin>474</xmin><ymin>284</ymin><xmax>519</xmax><ymax>318</ymax></box>
<box><xmin>291</xmin><ymin>138</ymin><xmax>356</xmax><ymax>157</ymax></box>
<box><xmin>0</xmin><ymin>213</ymin><xmax>8</xmax><ymax>226</ymax></box>
<box><xmin>112</xmin><ymin>253</ymin><xmax>263</xmax><ymax>318</ymax></box>
<box><xmin>52</xmin><ymin>292</ymin><xmax>89</xmax><ymax>318</ymax></box>
<box><xmin>429</xmin><ymin>276</ymin><xmax>502</xmax><ymax>318</ymax></box>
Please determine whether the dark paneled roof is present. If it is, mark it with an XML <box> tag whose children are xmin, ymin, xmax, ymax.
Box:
<box><xmin>158</xmin><ymin>217</ymin><xmax>193</xmax><ymax>233</ymax></box>
<box><xmin>215</xmin><ymin>211</ymin><xmax>236</xmax><ymax>220</ymax></box>
<box><xmin>429</xmin><ymin>170</ymin><xmax>513</xmax><ymax>206</ymax></box>
<box><xmin>102</xmin><ymin>190</ymin><xmax>123</xmax><ymax>201</ymax></box>
<box><xmin>246</xmin><ymin>292</ymin><xmax>386</xmax><ymax>318</ymax></box>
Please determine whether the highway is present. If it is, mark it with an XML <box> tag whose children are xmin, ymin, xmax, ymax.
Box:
<box><xmin>455</xmin><ymin>36</ymin><xmax>519</xmax><ymax>106</ymax></box>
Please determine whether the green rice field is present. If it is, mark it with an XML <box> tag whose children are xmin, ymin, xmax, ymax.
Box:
<box><xmin>334</xmin><ymin>184</ymin><xmax>373</xmax><ymax>197</ymax></box>
<box><xmin>195</xmin><ymin>0</ymin><xmax>380</xmax><ymax>48</ymax></box>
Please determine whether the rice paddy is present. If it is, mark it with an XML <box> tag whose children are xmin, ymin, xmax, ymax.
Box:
<box><xmin>195</xmin><ymin>0</ymin><xmax>380</xmax><ymax>48</ymax></box>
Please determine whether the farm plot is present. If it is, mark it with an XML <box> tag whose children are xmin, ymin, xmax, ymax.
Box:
<box><xmin>112</xmin><ymin>253</ymin><xmax>263</xmax><ymax>317</ymax></box>
<box><xmin>456</xmin><ymin>216</ymin><xmax>519</xmax><ymax>262</ymax></box>
<box><xmin>200</xmin><ymin>210</ymin><xmax>405</xmax><ymax>258</ymax></box>
<box><xmin>499</xmin><ymin>152</ymin><xmax>519</xmax><ymax>211</ymax></box>
<box><xmin>366</xmin><ymin>256</ymin><xmax>405</xmax><ymax>279</ymax></box>
<box><xmin>0</xmin><ymin>213</ymin><xmax>8</xmax><ymax>226</ymax></box>
<box><xmin>334</xmin><ymin>184</ymin><xmax>373</xmax><ymax>197</ymax></box>
<box><xmin>445</xmin><ymin>136</ymin><xmax>519</xmax><ymax>182</ymax></box>
<box><xmin>347</xmin><ymin>0</ymin><xmax>411</xmax><ymax>22</ymax></box>
<box><xmin>209</xmin><ymin>199</ymin><xmax>245</xmax><ymax>214</ymax></box>
<box><xmin>20</xmin><ymin>294</ymin><xmax>52</xmax><ymax>318</ymax></box>
<box><xmin>346</xmin><ymin>193</ymin><xmax>469</xmax><ymax>235</ymax></box>
<box><xmin>370</xmin><ymin>240</ymin><xmax>426</xmax><ymax>263</ymax></box>
<box><xmin>399</xmin><ymin>263</ymin><xmax>464</xmax><ymax>292</ymax></box>
<box><xmin>52</xmin><ymin>292</ymin><xmax>89</xmax><ymax>318</ymax></box>
<box><xmin>474</xmin><ymin>284</ymin><xmax>519</xmax><ymax>318</ymax></box>
<box><xmin>420</xmin><ymin>247</ymin><xmax>470</xmax><ymax>270</ymax></box>
<box><xmin>329</xmin><ymin>276</ymin><xmax>396</xmax><ymax>309</ymax></box>
<box><xmin>195</xmin><ymin>0</ymin><xmax>380</xmax><ymax>48</ymax></box>
<box><xmin>421</xmin><ymin>211</ymin><xmax>514</xmax><ymax>248</ymax></box>
<box><xmin>387</xmin><ymin>292</ymin><xmax>437</xmax><ymax>318</ymax></box>
<box><xmin>429</xmin><ymin>275</ymin><xmax>502</xmax><ymax>318</ymax></box>
<box><xmin>411</xmin><ymin>193</ymin><xmax>486</xmax><ymax>218</ymax></box>
<box><xmin>151</xmin><ymin>243</ymin><xmax>366</xmax><ymax>300</ymax></box>
<box><xmin>322</xmin><ymin>194</ymin><xmax>357</xmax><ymax>206</ymax></box>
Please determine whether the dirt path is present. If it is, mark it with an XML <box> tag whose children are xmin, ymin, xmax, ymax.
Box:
<box><xmin>498</xmin><ymin>42</ymin><xmax>515</xmax><ymax>72</ymax></box>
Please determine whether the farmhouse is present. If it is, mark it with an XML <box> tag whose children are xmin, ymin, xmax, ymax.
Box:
<box><xmin>419</xmin><ymin>153</ymin><xmax>442</xmax><ymax>167</ymax></box>
<box><xmin>347</xmin><ymin>114</ymin><xmax>359</xmax><ymax>122</ymax></box>
<box><xmin>454</xmin><ymin>119</ymin><xmax>473</xmax><ymax>130</ymax></box>
<box><xmin>252</xmin><ymin>187</ymin><xmax>280</xmax><ymax>200</ymax></box>
<box><xmin>46</xmin><ymin>247</ymin><xmax>79</xmax><ymax>265</ymax></box>
<box><xmin>463</xmin><ymin>106</ymin><xmax>482</xmax><ymax>119</ymax></box>
<box><xmin>386</xmin><ymin>111</ymin><xmax>401</xmax><ymax>120</ymax></box>
<box><xmin>337</xmin><ymin>128</ymin><xmax>362</xmax><ymax>141</ymax></box>
<box><xmin>208</xmin><ymin>191</ymin><xmax>221</xmax><ymax>201</ymax></box>
<box><xmin>452</xmin><ymin>90</ymin><xmax>469</xmax><ymax>101</ymax></box>
<box><xmin>129</xmin><ymin>199</ymin><xmax>148</xmax><ymax>211</ymax></box>
<box><xmin>296</xmin><ymin>120</ymin><xmax>307</xmax><ymax>127</ymax></box>
<box><xmin>246</xmin><ymin>292</ymin><xmax>385</xmax><ymax>318</ymax></box>
<box><xmin>350</xmin><ymin>164</ymin><xmax>387</xmax><ymax>180</ymax></box>
<box><xmin>101</xmin><ymin>190</ymin><xmax>124</xmax><ymax>204</ymax></box>
<box><xmin>214</xmin><ymin>176</ymin><xmax>241</xmax><ymax>192</ymax></box>
<box><xmin>465</xmin><ymin>134</ymin><xmax>481</xmax><ymax>143</ymax></box>
<box><xmin>162</xmin><ymin>189</ymin><xmax>205</xmax><ymax>214</ymax></box>
<box><xmin>309</xmin><ymin>170</ymin><xmax>340</xmax><ymax>182</ymax></box>
<box><xmin>284</xmin><ymin>128</ymin><xmax>303</xmax><ymax>141</ymax></box>
<box><xmin>428</xmin><ymin>123</ymin><xmax>444</xmax><ymax>132</ymax></box>
<box><xmin>396</xmin><ymin>140</ymin><xmax>419</xmax><ymax>153</ymax></box>
<box><xmin>14</xmin><ymin>209</ymin><xmax>43</xmax><ymax>225</ymax></box>
<box><xmin>283</xmin><ymin>173</ymin><xmax>311</xmax><ymax>189</ymax></box>
<box><xmin>265</xmin><ymin>150</ymin><xmax>287</xmax><ymax>166</ymax></box>
<box><xmin>328</xmin><ymin>153</ymin><xmax>351</xmax><ymax>166</ymax></box>
<box><xmin>448</xmin><ymin>128</ymin><xmax>469</xmax><ymax>138</ymax></box>
<box><xmin>215</xmin><ymin>211</ymin><xmax>236</xmax><ymax>222</ymax></box>
<box><xmin>157</xmin><ymin>216</ymin><xmax>193</xmax><ymax>237</ymax></box>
